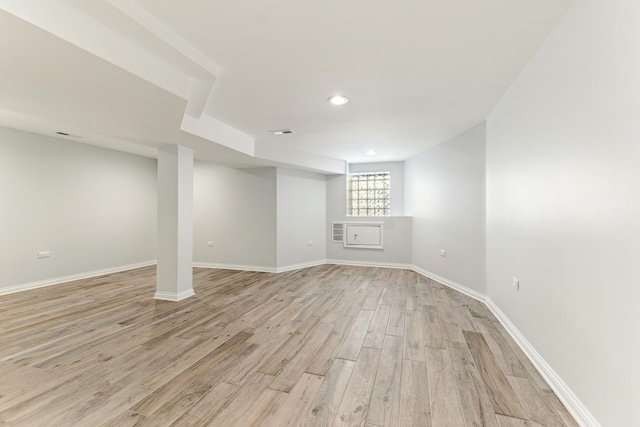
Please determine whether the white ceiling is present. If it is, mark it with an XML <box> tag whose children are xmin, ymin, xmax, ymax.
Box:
<box><xmin>0</xmin><ymin>0</ymin><xmax>575</xmax><ymax>173</ymax></box>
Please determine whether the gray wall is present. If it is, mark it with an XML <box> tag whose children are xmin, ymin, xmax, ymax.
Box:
<box><xmin>326</xmin><ymin>170</ymin><xmax>412</xmax><ymax>266</ymax></box>
<box><xmin>276</xmin><ymin>168</ymin><xmax>327</xmax><ymax>269</ymax></box>
<box><xmin>405</xmin><ymin>123</ymin><xmax>486</xmax><ymax>293</ymax></box>
<box><xmin>0</xmin><ymin>127</ymin><xmax>157</xmax><ymax>291</ymax></box>
<box><xmin>486</xmin><ymin>0</ymin><xmax>640</xmax><ymax>424</ymax></box>
<box><xmin>193</xmin><ymin>163</ymin><xmax>277</xmax><ymax>269</ymax></box>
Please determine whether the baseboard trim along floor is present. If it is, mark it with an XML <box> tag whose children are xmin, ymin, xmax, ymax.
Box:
<box><xmin>2</xmin><ymin>258</ymin><xmax>599</xmax><ymax>426</ymax></box>
<box><xmin>0</xmin><ymin>260</ymin><xmax>157</xmax><ymax>296</ymax></box>
<box><xmin>410</xmin><ymin>265</ymin><xmax>598</xmax><ymax>427</ymax></box>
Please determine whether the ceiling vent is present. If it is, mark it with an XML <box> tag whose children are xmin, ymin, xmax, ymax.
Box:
<box><xmin>55</xmin><ymin>131</ymin><xmax>81</xmax><ymax>138</ymax></box>
<box><xmin>269</xmin><ymin>129</ymin><xmax>294</xmax><ymax>135</ymax></box>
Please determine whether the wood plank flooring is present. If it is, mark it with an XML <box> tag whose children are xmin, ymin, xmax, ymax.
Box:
<box><xmin>0</xmin><ymin>265</ymin><xmax>577</xmax><ymax>426</ymax></box>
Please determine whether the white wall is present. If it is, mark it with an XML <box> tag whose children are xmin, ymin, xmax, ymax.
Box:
<box><xmin>406</xmin><ymin>123</ymin><xmax>486</xmax><ymax>293</ymax></box>
<box><xmin>0</xmin><ymin>127</ymin><xmax>157</xmax><ymax>291</ymax></box>
<box><xmin>276</xmin><ymin>168</ymin><xmax>326</xmax><ymax>269</ymax></box>
<box><xmin>193</xmin><ymin>163</ymin><xmax>277</xmax><ymax>269</ymax></box>
<box><xmin>326</xmin><ymin>172</ymin><xmax>412</xmax><ymax>266</ymax></box>
<box><xmin>349</xmin><ymin>161</ymin><xmax>405</xmax><ymax>215</ymax></box>
<box><xmin>486</xmin><ymin>0</ymin><xmax>640</xmax><ymax>425</ymax></box>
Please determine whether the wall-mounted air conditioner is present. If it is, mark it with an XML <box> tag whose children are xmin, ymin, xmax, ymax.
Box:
<box><xmin>332</xmin><ymin>222</ymin><xmax>384</xmax><ymax>249</ymax></box>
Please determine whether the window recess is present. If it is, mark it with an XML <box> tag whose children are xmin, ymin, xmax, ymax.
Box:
<box><xmin>347</xmin><ymin>172</ymin><xmax>390</xmax><ymax>216</ymax></box>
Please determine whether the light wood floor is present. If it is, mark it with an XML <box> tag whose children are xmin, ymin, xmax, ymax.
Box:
<box><xmin>0</xmin><ymin>265</ymin><xmax>577</xmax><ymax>426</ymax></box>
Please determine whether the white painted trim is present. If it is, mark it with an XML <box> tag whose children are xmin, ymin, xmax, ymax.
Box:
<box><xmin>408</xmin><ymin>265</ymin><xmax>598</xmax><ymax>427</ymax></box>
<box><xmin>0</xmin><ymin>257</ymin><xmax>599</xmax><ymax>425</ymax></box>
<box><xmin>326</xmin><ymin>259</ymin><xmax>412</xmax><ymax>270</ymax></box>
<box><xmin>484</xmin><ymin>298</ymin><xmax>600</xmax><ymax>427</ymax></box>
<box><xmin>197</xmin><ymin>259</ymin><xmax>409</xmax><ymax>273</ymax></box>
<box><xmin>154</xmin><ymin>289</ymin><xmax>196</xmax><ymax>302</ymax></box>
<box><xmin>0</xmin><ymin>260</ymin><xmax>157</xmax><ymax>296</ymax></box>
<box><xmin>410</xmin><ymin>265</ymin><xmax>486</xmax><ymax>302</ymax></box>
<box><xmin>275</xmin><ymin>260</ymin><xmax>327</xmax><ymax>273</ymax></box>
<box><xmin>193</xmin><ymin>259</ymin><xmax>328</xmax><ymax>274</ymax></box>
<box><xmin>192</xmin><ymin>262</ymin><xmax>277</xmax><ymax>273</ymax></box>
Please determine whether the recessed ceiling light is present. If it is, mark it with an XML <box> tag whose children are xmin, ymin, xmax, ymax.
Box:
<box><xmin>269</xmin><ymin>129</ymin><xmax>295</xmax><ymax>135</ymax></box>
<box><xmin>366</xmin><ymin>150</ymin><xmax>377</xmax><ymax>156</ymax></box>
<box><xmin>328</xmin><ymin>95</ymin><xmax>349</xmax><ymax>106</ymax></box>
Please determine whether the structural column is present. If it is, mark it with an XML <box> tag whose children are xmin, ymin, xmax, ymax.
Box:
<box><xmin>155</xmin><ymin>145</ymin><xmax>195</xmax><ymax>301</ymax></box>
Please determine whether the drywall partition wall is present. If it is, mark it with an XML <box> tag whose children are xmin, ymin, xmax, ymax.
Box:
<box><xmin>0</xmin><ymin>127</ymin><xmax>157</xmax><ymax>292</ymax></box>
<box><xmin>276</xmin><ymin>168</ymin><xmax>326</xmax><ymax>270</ymax></box>
<box><xmin>405</xmin><ymin>123</ymin><xmax>486</xmax><ymax>294</ymax></box>
<box><xmin>486</xmin><ymin>0</ymin><xmax>639</xmax><ymax>425</ymax></box>
<box><xmin>349</xmin><ymin>161</ymin><xmax>405</xmax><ymax>216</ymax></box>
<box><xmin>193</xmin><ymin>162</ymin><xmax>277</xmax><ymax>270</ymax></box>
<box><xmin>326</xmin><ymin>172</ymin><xmax>412</xmax><ymax>266</ymax></box>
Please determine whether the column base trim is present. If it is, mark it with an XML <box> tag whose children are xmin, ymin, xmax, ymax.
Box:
<box><xmin>154</xmin><ymin>289</ymin><xmax>195</xmax><ymax>301</ymax></box>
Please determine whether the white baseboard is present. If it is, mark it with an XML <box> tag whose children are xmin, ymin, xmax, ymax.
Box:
<box><xmin>275</xmin><ymin>259</ymin><xmax>328</xmax><ymax>273</ymax></box>
<box><xmin>154</xmin><ymin>289</ymin><xmax>195</xmax><ymax>301</ymax></box>
<box><xmin>410</xmin><ymin>265</ymin><xmax>486</xmax><ymax>302</ymax></box>
<box><xmin>193</xmin><ymin>259</ymin><xmax>328</xmax><ymax>274</ymax></box>
<box><xmin>0</xmin><ymin>257</ymin><xmax>599</xmax><ymax>425</ymax></box>
<box><xmin>0</xmin><ymin>260</ymin><xmax>157</xmax><ymax>296</ymax></box>
<box><xmin>326</xmin><ymin>259</ymin><xmax>412</xmax><ymax>270</ymax></box>
<box><xmin>409</xmin><ymin>265</ymin><xmax>598</xmax><ymax>427</ymax></box>
<box><xmin>210</xmin><ymin>256</ymin><xmax>596</xmax><ymax>425</ymax></box>
<box><xmin>193</xmin><ymin>262</ymin><xmax>277</xmax><ymax>273</ymax></box>
<box><xmin>484</xmin><ymin>298</ymin><xmax>599</xmax><ymax>427</ymax></box>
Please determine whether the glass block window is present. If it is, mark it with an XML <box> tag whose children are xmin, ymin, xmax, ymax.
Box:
<box><xmin>348</xmin><ymin>172</ymin><xmax>390</xmax><ymax>216</ymax></box>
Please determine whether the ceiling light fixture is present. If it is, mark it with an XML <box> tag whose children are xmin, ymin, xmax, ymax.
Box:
<box><xmin>269</xmin><ymin>129</ymin><xmax>295</xmax><ymax>135</ymax></box>
<box><xmin>328</xmin><ymin>95</ymin><xmax>349</xmax><ymax>106</ymax></box>
<box><xmin>366</xmin><ymin>150</ymin><xmax>377</xmax><ymax>156</ymax></box>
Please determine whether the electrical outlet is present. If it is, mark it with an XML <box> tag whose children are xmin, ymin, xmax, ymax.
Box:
<box><xmin>207</xmin><ymin>241</ymin><xmax>213</xmax><ymax>247</ymax></box>
<box><xmin>513</xmin><ymin>277</ymin><xmax>519</xmax><ymax>290</ymax></box>
<box><xmin>307</xmin><ymin>241</ymin><xmax>314</xmax><ymax>246</ymax></box>
<box><xmin>440</xmin><ymin>249</ymin><xmax>446</xmax><ymax>257</ymax></box>
<box><xmin>38</xmin><ymin>251</ymin><xmax>51</xmax><ymax>259</ymax></box>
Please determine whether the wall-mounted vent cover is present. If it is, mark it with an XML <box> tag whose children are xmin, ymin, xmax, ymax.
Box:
<box><xmin>332</xmin><ymin>222</ymin><xmax>344</xmax><ymax>242</ymax></box>
<box><xmin>344</xmin><ymin>223</ymin><xmax>383</xmax><ymax>249</ymax></box>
